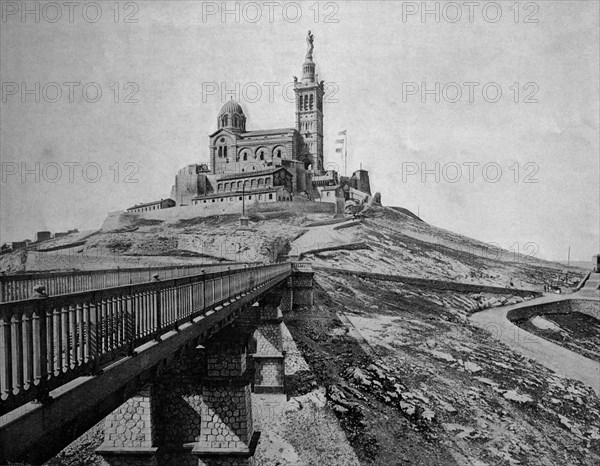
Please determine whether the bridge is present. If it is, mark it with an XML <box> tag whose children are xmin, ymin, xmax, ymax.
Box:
<box><xmin>0</xmin><ymin>262</ymin><xmax>260</xmax><ymax>303</ymax></box>
<box><xmin>0</xmin><ymin>261</ymin><xmax>315</xmax><ymax>465</ymax></box>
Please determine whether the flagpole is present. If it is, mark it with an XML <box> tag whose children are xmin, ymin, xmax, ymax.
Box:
<box><xmin>345</xmin><ymin>131</ymin><xmax>348</xmax><ymax>177</ymax></box>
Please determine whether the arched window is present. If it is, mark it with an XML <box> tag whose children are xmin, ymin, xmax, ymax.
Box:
<box><xmin>309</xmin><ymin>94</ymin><xmax>314</xmax><ymax>110</ymax></box>
<box><xmin>259</xmin><ymin>151</ymin><xmax>264</xmax><ymax>161</ymax></box>
<box><xmin>237</xmin><ymin>181</ymin><xmax>242</xmax><ymax>189</ymax></box>
<box><xmin>243</xmin><ymin>153</ymin><xmax>247</xmax><ymax>161</ymax></box>
<box><xmin>223</xmin><ymin>115</ymin><xmax>228</xmax><ymax>126</ymax></box>
<box><xmin>233</xmin><ymin>115</ymin><xmax>238</xmax><ymax>127</ymax></box>
<box><xmin>258</xmin><ymin>178</ymin><xmax>264</xmax><ymax>187</ymax></box>
<box><xmin>277</xmin><ymin>150</ymin><xmax>282</xmax><ymax>158</ymax></box>
<box><xmin>251</xmin><ymin>179</ymin><xmax>257</xmax><ymax>188</ymax></box>
<box><xmin>218</xmin><ymin>147</ymin><xmax>222</xmax><ymax>158</ymax></box>
<box><xmin>303</xmin><ymin>95</ymin><xmax>308</xmax><ymax>110</ymax></box>
<box><xmin>223</xmin><ymin>147</ymin><xmax>227</xmax><ymax>159</ymax></box>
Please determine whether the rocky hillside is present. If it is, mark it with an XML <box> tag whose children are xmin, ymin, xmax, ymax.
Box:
<box><xmin>283</xmin><ymin>271</ymin><xmax>600</xmax><ymax>465</ymax></box>
<box><xmin>19</xmin><ymin>204</ymin><xmax>596</xmax><ymax>466</ymax></box>
<box><xmin>1</xmin><ymin>206</ymin><xmax>586</xmax><ymax>291</ymax></box>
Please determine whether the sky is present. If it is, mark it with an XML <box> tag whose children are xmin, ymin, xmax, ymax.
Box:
<box><xmin>1</xmin><ymin>0</ymin><xmax>598</xmax><ymax>262</ymax></box>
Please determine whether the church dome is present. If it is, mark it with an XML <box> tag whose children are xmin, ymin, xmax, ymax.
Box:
<box><xmin>219</xmin><ymin>100</ymin><xmax>245</xmax><ymax>117</ymax></box>
<box><xmin>217</xmin><ymin>100</ymin><xmax>246</xmax><ymax>132</ymax></box>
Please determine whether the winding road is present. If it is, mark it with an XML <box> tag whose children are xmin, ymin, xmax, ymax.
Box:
<box><xmin>469</xmin><ymin>293</ymin><xmax>600</xmax><ymax>396</ymax></box>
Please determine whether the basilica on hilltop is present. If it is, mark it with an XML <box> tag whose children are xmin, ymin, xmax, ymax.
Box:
<box><xmin>127</xmin><ymin>31</ymin><xmax>372</xmax><ymax>216</ymax></box>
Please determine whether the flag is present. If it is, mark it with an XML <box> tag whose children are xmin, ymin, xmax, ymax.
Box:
<box><xmin>335</xmin><ymin>130</ymin><xmax>346</xmax><ymax>153</ymax></box>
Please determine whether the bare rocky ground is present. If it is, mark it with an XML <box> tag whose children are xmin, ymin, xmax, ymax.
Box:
<box><xmin>283</xmin><ymin>272</ymin><xmax>600</xmax><ymax>465</ymax></box>
<box><xmin>1</xmin><ymin>206</ymin><xmax>585</xmax><ymax>290</ymax></box>
<box><xmin>6</xmin><ymin>205</ymin><xmax>594</xmax><ymax>465</ymax></box>
<box><xmin>1</xmin><ymin>211</ymin><xmax>312</xmax><ymax>272</ymax></box>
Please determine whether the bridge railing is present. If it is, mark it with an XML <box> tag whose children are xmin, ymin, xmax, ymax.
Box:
<box><xmin>0</xmin><ymin>262</ymin><xmax>291</xmax><ymax>416</ymax></box>
<box><xmin>0</xmin><ymin>262</ymin><xmax>258</xmax><ymax>303</ymax></box>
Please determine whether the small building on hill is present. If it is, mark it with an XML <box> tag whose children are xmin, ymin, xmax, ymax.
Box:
<box><xmin>36</xmin><ymin>231</ymin><xmax>52</xmax><ymax>242</ymax></box>
<box><xmin>127</xmin><ymin>198</ymin><xmax>176</xmax><ymax>213</ymax></box>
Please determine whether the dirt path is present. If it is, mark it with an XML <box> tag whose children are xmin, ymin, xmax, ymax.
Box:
<box><xmin>470</xmin><ymin>294</ymin><xmax>600</xmax><ymax>395</ymax></box>
<box><xmin>290</xmin><ymin>222</ymin><xmax>350</xmax><ymax>256</ymax></box>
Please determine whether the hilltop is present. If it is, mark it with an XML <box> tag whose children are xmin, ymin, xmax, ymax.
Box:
<box><xmin>1</xmin><ymin>205</ymin><xmax>583</xmax><ymax>290</ymax></box>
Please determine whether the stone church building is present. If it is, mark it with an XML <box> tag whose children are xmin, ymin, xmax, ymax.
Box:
<box><xmin>129</xmin><ymin>31</ymin><xmax>372</xmax><ymax>216</ymax></box>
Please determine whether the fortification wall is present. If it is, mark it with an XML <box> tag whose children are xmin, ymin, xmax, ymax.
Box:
<box><xmin>100</xmin><ymin>200</ymin><xmax>336</xmax><ymax>232</ymax></box>
<box><xmin>102</xmin><ymin>199</ymin><xmax>335</xmax><ymax>229</ymax></box>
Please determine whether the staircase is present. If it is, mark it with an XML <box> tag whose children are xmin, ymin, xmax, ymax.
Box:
<box><xmin>578</xmin><ymin>272</ymin><xmax>600</xmax><ymax>297</ymax></box>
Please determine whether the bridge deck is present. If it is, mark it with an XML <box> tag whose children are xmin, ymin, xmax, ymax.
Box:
<box><xmin>0</xmin><ymin>263</ymin><xmax>290</xmax><ymax>417</ymax></box>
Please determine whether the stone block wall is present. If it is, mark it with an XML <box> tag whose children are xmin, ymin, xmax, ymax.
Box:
<box><xmin>102</xmin><ymin>387</ymin><xmax>155</xmax><ymax>448</ymax></box>
<box><xmin>198</xmin><ymin>383</ymin><xmax>254</xmax><ymax>450</ymax></box>
<box><xmin>155</xmin><ymin>381</ymin><xmax>203</xmax><ymax>448</ymax></box>
<box><xmin>290</xmin><ymin>272</ymin><xmax>314</xmax><ymax>308</ymax></box>
<box><xmin>507</xmin><ymin>299</ymin><xmax>600</xmax><ymax>323</ymax></box>
<box><xmin>102</xmin><ymin>199</ymin><xmax>335</xmax><ymax>230</ymax></box>
<box><xmin>255</xmin><ymin>324</ymin><xmax>283</xmax><ymax>354</ymax></box>
<box><xmin>254</xmin><ymin>358</ymin><xmax>284</xmax><ymax>388</ymax></box>
<box><xmin>281</xmin><ymin>282</ymin><xmax>293</xmax><ymax>313</ymax></box>
<box><xmin>252</xmin><ymin>301</ymin><xmax>285</xmax><ymax>393</ymax></box>
<box><xmin>207</xmin><ymin>351</ymin><xmax>246</xmax><ymax>378</ymax></box>
<box><xmin>96</xmin><ymin>385</ymin><xmax>158</xmax><ymax>466</ymax></box>
<box><xmin>292</xmin><ymin>288</ymin><xmax>314</xmax><ymax>307</ymax></box>
<box><xmin>193</xmin><ymin>330</ymin><xmax>259</xmax><ymax>466</ymax></box>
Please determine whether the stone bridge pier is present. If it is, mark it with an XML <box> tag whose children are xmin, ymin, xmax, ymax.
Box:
<box><xmin>96</xmin><ymin>263</ymin><xmax>314</xmax><ymax>466</ymax></box>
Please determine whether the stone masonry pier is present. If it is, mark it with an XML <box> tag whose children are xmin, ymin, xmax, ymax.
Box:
<box><xmin>96</xmin><ymin>267</ymin><xmax>312</xmax><ymax>466</ymax></box>
<box><xmin>94</xmin><ymin>264</ymin><xmax>313</xmax><ymax>466</ymax></box>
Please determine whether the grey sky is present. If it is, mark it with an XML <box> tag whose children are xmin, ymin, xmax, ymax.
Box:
<box><xmin>1</xmin><ymin>1</ymin><xmax>598</xmax><ymax>261</ymax></box>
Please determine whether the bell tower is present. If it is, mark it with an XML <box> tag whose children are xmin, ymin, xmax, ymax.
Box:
<box><xmin>294</xmin><ymin>30</ymin><xmax>324</xmax><ymax>172</ymax></box>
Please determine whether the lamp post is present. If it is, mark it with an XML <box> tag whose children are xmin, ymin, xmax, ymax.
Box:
<box><xmin>242</xmin><ymin>181</ymin><xmax>246</xmax><ymax>217</ymax></box>
<box><xmin>239</xmin><ymin>180</ymin><xmax>249</xmax><ymax>229</ymax></box>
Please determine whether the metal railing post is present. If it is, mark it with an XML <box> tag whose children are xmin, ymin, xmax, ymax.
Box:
<box><xmin>126</xmin><ymin>289</ymin><xmax>135</xmax><ymax>356</ymax></box>
<box><xmin>154</xmin><ymin>285</ymin><xmax>162</xmax><ymax>341</ymax></box>
<box><xmin>201</xmin><ymin>269</ymin><xmax>206</xmax><ymax>312</ymax></box>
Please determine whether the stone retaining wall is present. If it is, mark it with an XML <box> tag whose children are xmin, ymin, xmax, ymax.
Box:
<box><xmin>507</xmin><ymin>299</ymin><xmax>600</xmax><ymax>323</ymax></box>
<box><xmin>102</xmin><ymin>201</ymin><xmax>336</xmax><ymax>231</ymax></box>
